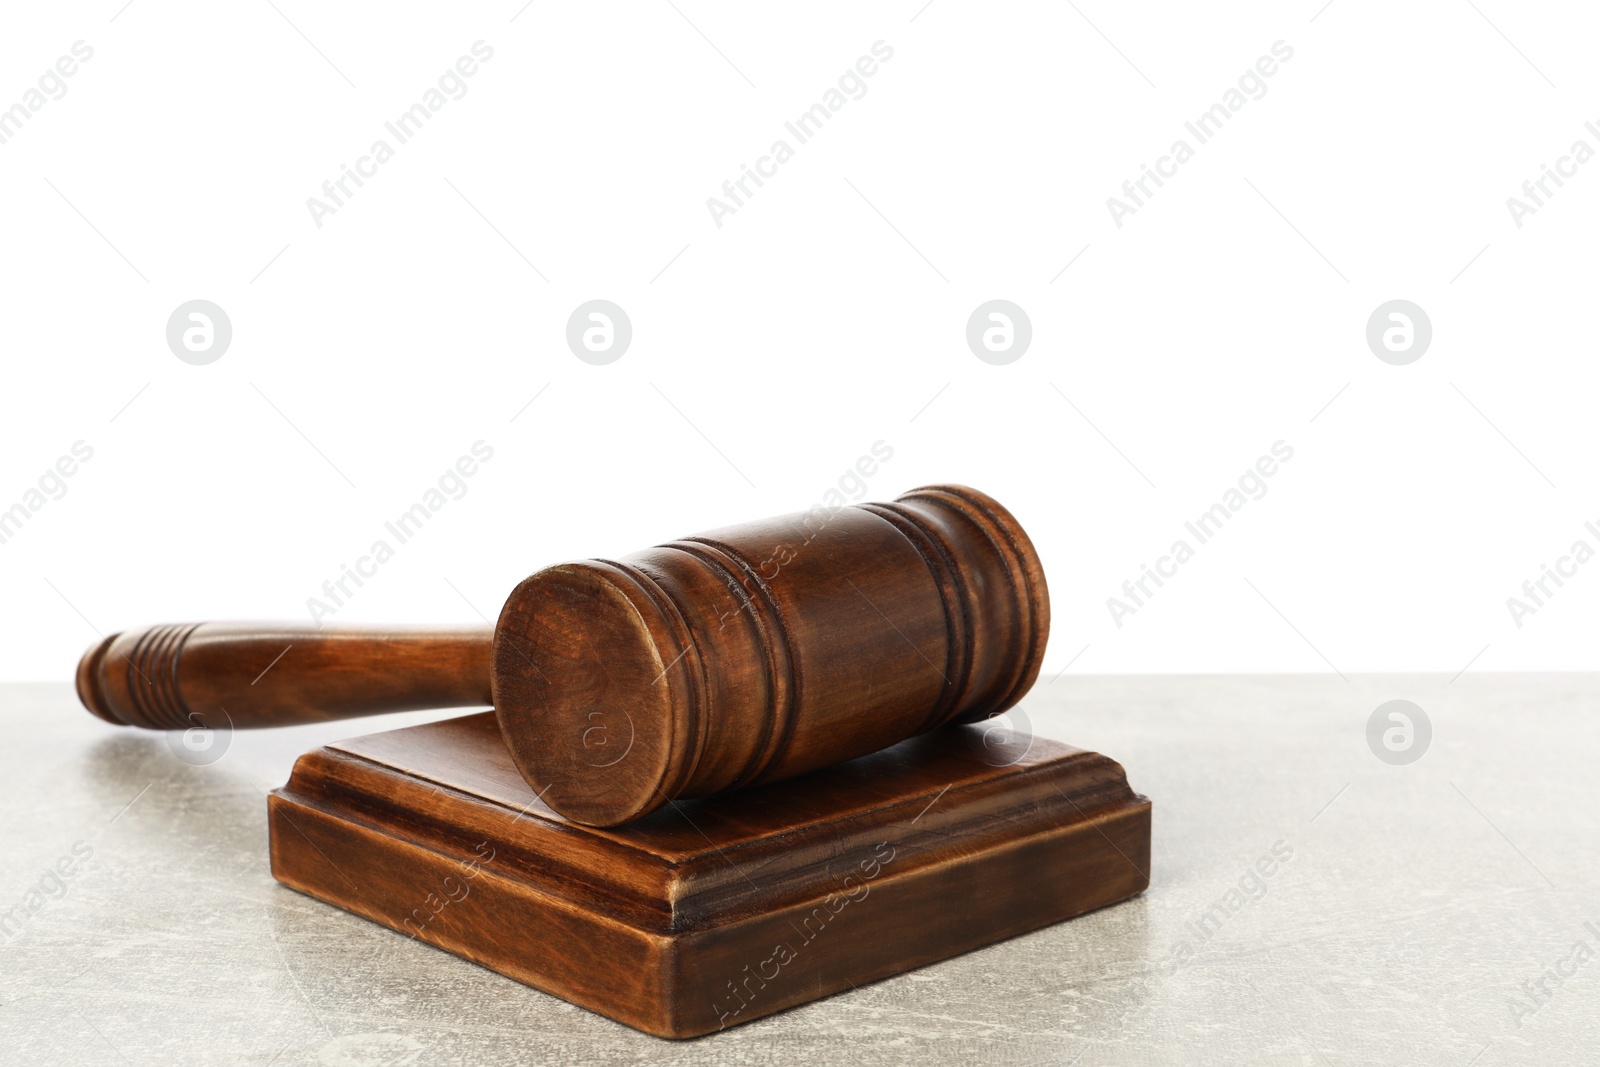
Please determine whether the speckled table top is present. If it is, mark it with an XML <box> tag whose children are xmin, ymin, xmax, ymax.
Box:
<box><xmin>3</xmin><ymin>674</ymin><xmax>1595</xmax><ymax>1066</ymax></box>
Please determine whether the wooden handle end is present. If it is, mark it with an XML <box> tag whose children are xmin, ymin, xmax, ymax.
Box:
<box><xmin>75</xmin><ymin>622</ymin><xmax>493</xmax><ymax>730</ymax></box>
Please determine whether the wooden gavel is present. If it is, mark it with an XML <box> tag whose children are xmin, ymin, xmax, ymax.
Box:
<box><xmin>77</xmin><ymin>484</ymin><xmax>1049</xmax><ymax>825</ymax></box>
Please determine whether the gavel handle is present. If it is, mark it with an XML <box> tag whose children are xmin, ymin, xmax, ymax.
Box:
<box><xmin>76</xmin><ymin>622</ymin><xmax>494</xmax><ymax>730</ymax></box>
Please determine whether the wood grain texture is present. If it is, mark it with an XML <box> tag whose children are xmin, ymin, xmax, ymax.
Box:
<box><xmin>76</xmin><ymin>623</ymin><xmax>492</xmax><ymax>729</ymax></box>
<box><xmin>492</xmin><ymin>483</ymin><xmax>1051</xmax><ymax>824</ymax></box>
<box><xmin>269</xmin><ymin>712</ymin><xmax>1150</xmax><ymax>1038</ymax></box>
<box><xmin>77</xmin><ymin>484</ymin><xmax>1051</xmax><ymax>829</ymax></box>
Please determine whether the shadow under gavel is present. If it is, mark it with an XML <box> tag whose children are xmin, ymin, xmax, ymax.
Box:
<box><xmin>76</xmin><ymin>484</ymin><xmax>1049</xmax><ymax>827</ymax></box>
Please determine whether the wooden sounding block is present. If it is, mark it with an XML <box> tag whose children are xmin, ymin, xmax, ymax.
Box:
<box><xmin>269</xmin><ymin>712</ymin><xmax>1151</xmax><ymax>1038</ymax></box>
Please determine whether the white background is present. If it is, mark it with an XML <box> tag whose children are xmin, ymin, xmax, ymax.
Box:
<box><xmin>2</xmin><ymin>1</ymin><xmax>1597</xmax><ymax>683</ymax></box>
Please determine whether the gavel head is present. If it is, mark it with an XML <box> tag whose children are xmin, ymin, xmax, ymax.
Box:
<box><xmin>492</xmin><ymin>485</ymin><xmax>1049</xmax><ymax>826</ymax></box>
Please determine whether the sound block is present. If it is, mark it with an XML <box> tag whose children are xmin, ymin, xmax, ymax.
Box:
<box><xmin>268</xmin><ymin>712</ymin><xmax>1151</xmax><ymax>1038</ymax></box>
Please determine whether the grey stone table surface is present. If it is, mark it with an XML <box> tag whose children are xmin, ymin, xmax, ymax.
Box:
<box><xmin>2</xmin><ymin>675</ymin><xmax>1597</xmax><ymax>1066</ymax></box>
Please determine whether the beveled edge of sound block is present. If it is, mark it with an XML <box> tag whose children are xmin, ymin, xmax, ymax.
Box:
<box><xmin>268</xmin><ymin>712</ymin><xmax>1151</xmax><ymax>1038</ymax></box>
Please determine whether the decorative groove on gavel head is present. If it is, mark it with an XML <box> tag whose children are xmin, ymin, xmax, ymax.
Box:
<box><xmin>491</xmin><ymin>484</ymin><xmax>1049</xmax><ymax>826</ymax></box>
